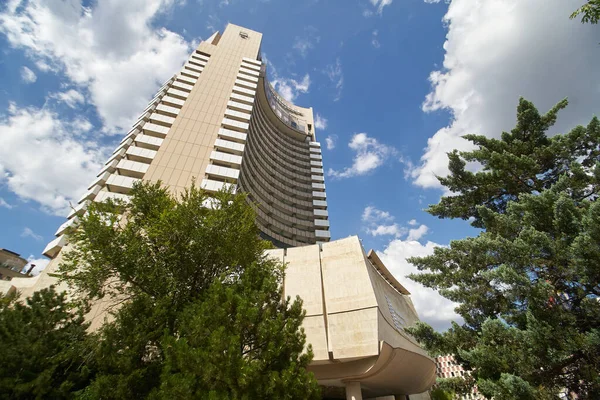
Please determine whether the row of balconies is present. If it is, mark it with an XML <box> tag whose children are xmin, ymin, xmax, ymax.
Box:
<box><xmin>252</xmin><ymin>105</ymin><xmax>312</xmax><ymax>161</ymax></box>
<box><xmin>43</xmin><ymin>50</ymin><xmax>210</xmax><ymax>258</ymax></box>
<box><xmin>201</xmin><ymin>57</ymin><xmax>258</xmax><ymax>193</ymax></box>
<box><xmin>242</xmin><ymin>142</ymin><xmax>315</xmax><ymax>192</ymax></box>
<box><xmin>238</xmin><ymin>168</ymin><xmax>315</xmax><ymax>219</ymax></box>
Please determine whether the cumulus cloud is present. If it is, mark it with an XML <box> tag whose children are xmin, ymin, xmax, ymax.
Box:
<box><xmin>20</xmin><ymin>66</ymin><xmax>36</xmax><ymax>83</ymax></box>
<box><xmin>328</xmin><ymin>133</ymin><xmax>396</xmax><ymax>178</ymax></box>
<box><xmin>264</xmin><ymin>52</ymin><xmax>311</xmax><ymax>103</ymax></box>
<box><xmin>0</xmin><ymin>103</ymin><xmax>107</xmax><ymax>215</ymax></box>
<box><xmin>325</xmin><ymin>135</ymin><xmax>337</xmax><ymax>150</ymax></box>
<box><xmin>324</xmin><ymin>58</ymin><xmax>343</xmax><ymax>101</ymax></box>
<box><xmin>408</xmin><ymin>218</ymin><xmax>418</xmax><ymax>226</ymax></box>
<box><xmin>50</xmin><ymin>89</ymin><xmax>85</xmax><ymax>108</ymax></box>
<box><xmin>0</xmin><ymin>0</ymin><xmax>192</xmax><ymax>132</ymax></box>
<box><xmin>315</xmin><ymin>113</ymin><xmax>327</xmax><ymax>130</ymax></box>
<box><xmin>362</xmin><ymin>205</ymin><xmax>394</xmax><ymax>222</ymax></box>
<box><xmin>271</xmin><ymin>74</ymin><xmax>311</xmax><ymax>103</ymax></box>
<box><xmin>379</xmin><ymin>239</ymin><xmax>462</xmax><ymax>331</ymax></box>
<box><xmin>413</xmin><ymin>0</ymin><xmax>600</xmax><ymax>189</ymax></box>
<box><xmin>21</xmin><ymin>227</ymin><xmax>42</xmax><ymax>241</ymax></box>
<box><xmin>407</xmin><ymin>224</ymin><xmax>429</xmax><ymax>241</ymax></box>
<box><xmin>362</xmin><ymin>205</ymin><xmax>407</xmax><ymax>238</ymax></box>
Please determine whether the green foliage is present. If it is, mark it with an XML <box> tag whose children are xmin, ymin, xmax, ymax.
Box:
<box><xmin>58</xmin><ymin>182</ymin><xmax>319</xmax><ymax>399</ymax></box>
<box><xmin>0</xmin><ymin>287</ymin><xmax>92</xmax><ymax>399</ymax></box>
<box><xmin>430</xmin><ymin>387</ymin><xmax>454</xmax><ymax>400</ymax></box>
<box><xmin>407</xmin><ymin>99</ymin><xmax>600</xmax><ymax>399</ymax></box>
<box><xmin>571</xmin><ymin>1</ymin><xmax>600</xmax><ymax>24</ymax></box>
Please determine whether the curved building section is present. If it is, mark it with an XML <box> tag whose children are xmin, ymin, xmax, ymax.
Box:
<box><xmin>266</xmin><ymin>236</ymin><xmax>437</xmax><ymax>399</ymax></box>
<box><xmin>238</xmin><ymin>64</ymin><xmax>330</xmax><ymax>248</ymax></box>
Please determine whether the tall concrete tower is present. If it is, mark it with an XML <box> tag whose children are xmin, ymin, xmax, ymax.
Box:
<box><xmin>14</xmin><ymin>24</ymin><xmax>435</xmax><ymax>400</ymax></box>
<box><xmin>43</xmin><ymin>24</ymin><xmax>328</xmax><ymax>256</ymax></box>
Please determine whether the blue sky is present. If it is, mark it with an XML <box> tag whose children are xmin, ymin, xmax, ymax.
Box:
<box><xmin>0</xmin><ymin>0</ymin><xmax>598</xmax><ymax>330</ymax></box>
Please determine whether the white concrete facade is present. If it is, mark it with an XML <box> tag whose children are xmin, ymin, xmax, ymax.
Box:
<box><xmin>266</xmin><ymin>236</ymin><xmax>436</xmax><ymax>398</ymax></box>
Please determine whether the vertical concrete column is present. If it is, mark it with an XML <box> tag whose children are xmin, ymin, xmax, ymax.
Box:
<box><xmin>345</xmin><ymin>381</ymin><xmax>363</xmax><ymax>400</ymax></box>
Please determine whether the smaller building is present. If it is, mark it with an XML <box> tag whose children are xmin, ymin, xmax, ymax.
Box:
<box><xmin>435</xmin><ymin>355</ymin><xmax>483</xmax><ymax>400</ymax></box>
<box><xmin>0</xmin><ymin>248</ymin><xmax>30</xmax><ymax>281</ymax></box>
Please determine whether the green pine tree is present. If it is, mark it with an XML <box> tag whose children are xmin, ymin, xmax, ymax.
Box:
<box><xmin>58</xmin><ymin>182</ymin><xmax>320</xmax><ymax>399</ymax></box>
<box><xmin>406</xmin><ymin>99</ymin><xmax>600</xmax><ymax>399</ymax></box>
<box><xmin>0</xmin><ymin>287</ymin><xmax>93</xmax><ymax>399</ymax></box>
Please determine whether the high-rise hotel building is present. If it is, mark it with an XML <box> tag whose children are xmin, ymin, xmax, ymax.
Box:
<box><xmin>43</xmin><ymin>24</ymin><xmax>328</xmax><ymax>255</ymax></box>
<box><xmin>13</xmin><ymin>24</ymin><xmax>436</xmax><ymax>400</ymax></box>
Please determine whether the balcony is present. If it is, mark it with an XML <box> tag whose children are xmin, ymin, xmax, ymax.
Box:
<box><xmin>200</xmin><ymin>179</ymin><xmax>236</xmax><ymax>193</ymax></box>
<box><xmin>55</xmin><ymin>217</ymin><xmax>78</xmax><ymax>236</ymax></box>
<box><xmin>105</xmin><ymin>175</ymin><xmax>140</xmax><ymax>194</ymax></box>
<box><xmin>218</xmin><ymin>128</ymin><xmax>247</xmax><ymax>143</ymax></box>
<box><xmin>155</xmin><ymin>103</ymin><xmax>180</xmax><ymax>117</ymax></box>
<box><xmin>126</xmin><ymin>147</ymin><xmax>157</xmax><ymax>163</ymax></box>
<box><xmin>116</xmin><ymin>159</ymin><xmax>150</xmax><ymax>179</ymax></box>
<box><xmin>205</xmin><ymin>164</ymin><xmax>240</xmax><ymax>180</ymax></box>
<box><xmin>214</xmin><ymin>139</ymin><xmax>245</xmax><ymax>155</ymax></box>
<box><xmin>210</xmin><ymin>150</ymin><xmax>242</xmax><ymax>167</ymax></box>
<box><xmin>43</xmin><ymin>235</ymin><xmax>67</xmax><ymax>259</ymax></box>
<box><xmin>161</xmin><ymin>95</ymin><xmax>186</xmax><ymax>108</ymax></box>
<box><xmin>134</xmin><ymin>134</ymin><xmax>163</xmax><ymax>151</ymax></box>
<box><xmin>264</xmin><ymin>80</ymin><xmax>307</xmax><ymax>134</ymax></box>
<box><xmin>230</xmin><ymin>92</ymin><xmax>254</xmax><ymax>105</ymax></box>
<box><xmin>221</xmin><ymin>117</ymin><xmax>249</xmax><ymax>132</ymax></box>
<box><xmin>142</xmin><ymin>123</ymin><xmax>170</xmax><ymax>138</ymax></box>
<box><xmin>94</xmin><ymin>190</ymin><xmax>131</xmax><ymax>203</ymax></box>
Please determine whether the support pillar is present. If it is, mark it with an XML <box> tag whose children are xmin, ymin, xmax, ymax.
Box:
<box><xmin>345</xmin><ymin>381</ymin><xmax>363</xmax><ymax>400</ymax></box>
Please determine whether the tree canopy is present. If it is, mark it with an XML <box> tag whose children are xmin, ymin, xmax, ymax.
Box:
<box><xmin>571</xmin><ymin>0</ymin><xmax>600</xmax><ymax>24</ymax></box>
<box><xmin>0</xmin><ymin>183</ymin><xmax>319</xmax><ymax>399</ymax></box>
<box><xmin>0</xmin><ymin>287</ymin><xmax>92</xmax><ymax>399</ymax></box>
<box><xmin>407</xmin><ymin>99</ymin><xmax>600</xmax><ymax>399</ymax></box>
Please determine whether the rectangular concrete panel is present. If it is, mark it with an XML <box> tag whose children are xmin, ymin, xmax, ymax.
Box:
<box><xmin>327</xmin><ymin>307</ymin><xmax>379</xmax><ymax>360</ymax></box>
<box><xmin>320</xmin><ymin>237</ymin><xmax>378</xmax><ymax>314</ymax></box>
<box><xmin>284</xmin><ymin>244</ymin><xmax>324</xmax><ymax>316</ymax></box>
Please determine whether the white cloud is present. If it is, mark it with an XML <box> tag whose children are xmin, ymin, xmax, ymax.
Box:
<box><xmin>362</xmin><ymin>205</ymin><xmax>407</xmax><ymax>238</ymax></box>
<box><xmin>271</xmin><ymin>74</ymin><xmax>311</xmax><ymax>103</ymax></box>
<box><xmin>324</xmin><ymin>58</ymin><xmax>343</xmax><ymax>101</ymax></box>
<box><xmin>413</xmin><ymin>0</ymin><xmax>600</xmax><ymax>189</ymax></box>
<box><xmin>325</xmin><ymin>135</ymin><xmax>337</xmax><ymax>150</ymax></box>
<box><xmin>371</xmin><ymin>30</ymin><xmax>381</xmax><ymax>48</ymax></box>
<box><xmin>369</xmin><ymin>0</ymin><xmax>393</xmax><ymax>15</ymax></box>
<box><xmin>20</xmin><ymin>66</ymin><xmax>36</xmax><ymax>83</ymax></box>
<box><xmin>315</xmin><ymin>113</ymin><xmax>327</xmax><ymax>130</ymax></box>
<box><xmin>50</xmin><ymin>89</ymin><xmax>85</xmax><ymax>108</ymax></box>
<box><xmin>328</xmin><ymin>133</ymin><xmax>396</xmax><ymax>178</ymax></box>
<box><xmin>0</xmin><ymin>103</ymin><xmax>107</xmax><ymax>215</ymax></box>
<box><xmin>21</xmin><ymin>227</ymin><xmax>42</xmax><ymax>241</ymax></box>
<box><xmin>408</xmin><ymin>218</ymin><xmax>418</xmax><ymax>226</ymax></box>
<box><xmin>0</xmin><ymin>0</ymin><xmax>192</xmax><ymax>132</ymax></box>
<box><xmin>407</xmin><ymin>224</ymin><xmax>429</xmax><ymax>241</ymax></box>
<box><xmin>379</xmin><ymin>239</ymin><xmax>462</xmax><ymax>331</ymax></box>
<box><xmin>24</xmin><ymin>256</ymin><xmax>50</xmax><ymax>276</ymax></box>
<box><xmin>293</xmin><ymin>26</ymin><xmax>320</xmax><ymax>58</ymax></box>
<box><xmin>367</xmin><ymin>223</ymin><xmax>406</xmax><ymax>237</ymax></box>
<box><xmin>0</xmin><ymin>198</ymin><xmax>13</xmax><ymax>209</ymax></box>
<box><xmin>362</xmin><ymin>205</ymin><xmax>394</xmax><ymax>222</ymax></box>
